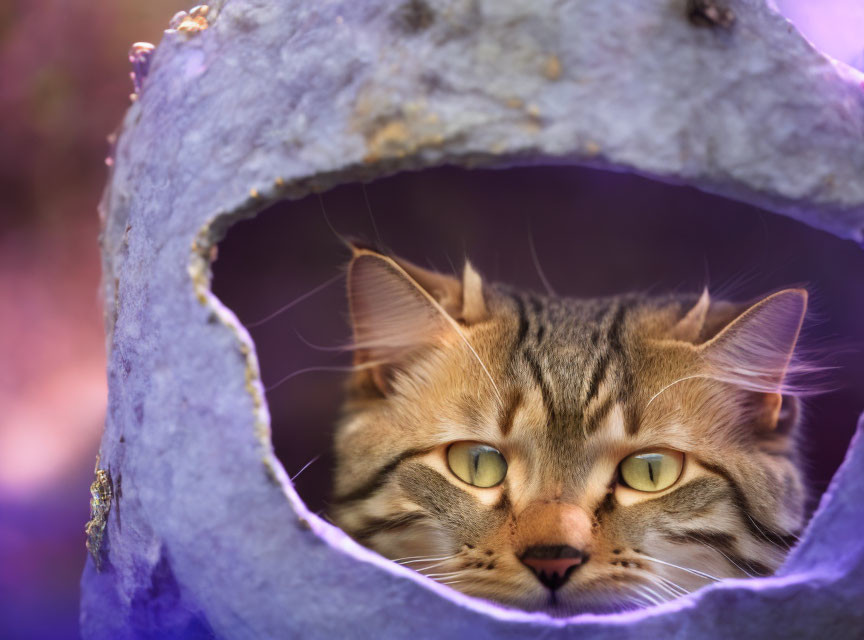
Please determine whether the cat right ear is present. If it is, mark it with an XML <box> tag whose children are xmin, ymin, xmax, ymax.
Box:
<box><xmin>346</xmin><ymin>246</ymin><xmax>486</xmax><ymax>394</ymax></box>
<box><xmin>698</xmin><ymin>288</ymin><xmax>808</xmax><ymax>430</ymax></box>
<box><xmin>669</xmin><ymin>288</ymin><xmax>710</xmax><ymax>342</ymax></box>
<box><xmin>698</xmin><ymin>288</ymin><xmax>807</xmax><ymax>391</ymax></box>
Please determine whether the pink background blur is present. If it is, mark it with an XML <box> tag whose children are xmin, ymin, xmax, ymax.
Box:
<box><xmin>0</xmin><ymin>2</ymin><xmax>861</xmax><ymax>638</ymax></box>
<box><xmin>1</xmin><ymin>3</ymin><xmax>187</xmax><ymax>637</ymax></box>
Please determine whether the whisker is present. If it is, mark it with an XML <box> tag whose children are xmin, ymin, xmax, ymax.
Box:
<box><xmin>361</xmin><ymin>183</ymin><xmax>383</xmax><ymax>248</ymax></box>
<box><xmin>437</xmin><ymin>315</ymin><xmax>503</xmax><ymax>409</ymax></box>
<box><xmin>691</xmin><ymin>540</ymin><xmax>755</xmax><ymax>578</ymax></box>
<box><xmin>245</xmin><ymin>273</ymin><xmax>342</xmax><ymax>328</ymax></box>
<box><xmin>654</xmin><ymin>575</ymin><xmax>690</xmax><ymax>597</ymax></box>
<box><xmin>649</xmin><ymin>585</ymin><xmax>672</xmax><ymax>603</ymax></box>
<box><xmin>265</xmin><ymin>361</ymin><xmax>380</xmax><ymax>392</ymax></box>
<box><xmin>640</xmin><ymin>576</ymin><xmax>674</xmax><ymax>600</ymax></box>
<box><xmin>645</xmin><ymin>375</ymin><xmax>707</xmax><ymax>410</ymax></box>
<box><xmin>392</xmin><ymin>554</ymin><xmax>458</xmax><ymax>564</ymax></box>
<box><xmin>395</xmin><ymin>554</ymin><xmax>458</xmax><ymax>565</ymax></box>
<box><xmin>637</xmin><ymin>554</ymin><xmax>722</xmax><ymax>582</ymax></box>
<box><xmin>644</xmin><ymin>575</ymin><xmax>684</xmax><ymax>600</ymax></box>
<box><xmin>673</xmin><ymin>532</ymin><xmax>758</xmax><ymax>577</ymax></box>
<box><xmin>620</xmin><ymin>585</ymin><xmax>654</xmax><ymax>609</ymax></box>
<box><xmin>421</xmin><ymin>570</ymin><xmax>465</xmax><ymax>579</ymax></box>
<box><xmin>410</xmin><ymin>558</ymin><xmax>457</xmax><ymax>571</ymax></box>
<box><xmin>633</xmin><ymin>585</ymin><xmax>665</xmax><ymax>606</ymax></box>
<box><xmin>528</xmin><ymin>228</ymin><xmax>556</xmax><ymax>296</ymax></box>
<box><xmin>294</xmin><ymin>330</ymin><xmax>352</xmax><ymax>352</ymax></box>
<box><xmin>290</xmin><ymin>454</ymin><xmax>321</xmax><ymax>482</ymax></box>
<box><xmin>317</xmin><ymin>193</ymin><xmax>352</xmax><ymax>250</ymax></box>
<box><xmin>746</xmin><ymin>514</ymin><xmax>794</xmax><ymax>552</ymax></box>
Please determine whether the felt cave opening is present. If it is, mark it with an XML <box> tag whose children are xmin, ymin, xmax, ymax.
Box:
<box><xmin>84</xmin><ymin>1</ymin><xmax>864</xmax><ymax>637</ymax></box>
<box><xmin>211</xmin><ymin>162</ymin><xmax>864</xmax><ymax>576</ymax></box>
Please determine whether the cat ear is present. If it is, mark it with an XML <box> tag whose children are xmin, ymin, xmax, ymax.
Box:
<box><xmin>347</xmin><ymin>246</ymin><xmax>487</xmax><ymax>393</ymax></box>
<box><xmin>698</xmin><ymin>289</ymin><xmax>807</xmax><ymax>428</ymax></box>
<box><xmin>461</xmin><ymin>260</ymin><xmax>487</xmax><ymax>323</ymax></box>
<box><xmin>669</xmin><ymin>288</ymin><xmax>711</xmax><ymax>342</ymax></box>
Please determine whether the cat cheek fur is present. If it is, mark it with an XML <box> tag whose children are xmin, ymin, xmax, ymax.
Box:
<box><xmin>331</xmin><ymin>248</ymin><xmax>809</xmax><ymax>614</ymax></box>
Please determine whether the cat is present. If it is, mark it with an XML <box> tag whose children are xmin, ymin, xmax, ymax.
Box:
<box><xmin>331</xmin><ymin>245</ymin><xmax>808</xmax><ymax>615</ymax></box>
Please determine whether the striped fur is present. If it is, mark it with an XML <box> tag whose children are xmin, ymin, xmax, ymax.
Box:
<box><xmin>331</xmin><ymin>250</ymin><xmax>809</xmax><ymax>615</ymax></box>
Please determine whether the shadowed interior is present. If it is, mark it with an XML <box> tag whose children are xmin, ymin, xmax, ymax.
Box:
<box><xmin>212</xmin><ymin>165</ymin><xmax>864</xmax><ymax>530</ymax></box>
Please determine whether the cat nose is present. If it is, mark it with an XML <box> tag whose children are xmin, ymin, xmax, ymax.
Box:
<box><xmin>520</xmin><ymin>545</ymin><xmax>588</xmax><ymax>590</ymax></box>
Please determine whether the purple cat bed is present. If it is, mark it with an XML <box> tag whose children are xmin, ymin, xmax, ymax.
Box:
<box><xmin>82</xmin><ymin>1</ymin><xmax>864</xmax><ymax>637</ymax></box>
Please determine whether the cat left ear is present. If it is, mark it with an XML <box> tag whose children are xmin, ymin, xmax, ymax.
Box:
<box><xmin>348</xmin><ymin>246</ymin><xmax>486</xmax><ymax>326</ymax></box>
<box><xmin>669</xmin><ymin>288</ymin><xmax>711</xmax><ymax>342</ymax></box>
<box><xmin>698</xmin><ymin>289</ymin><xmax>807</xmax><ymax>428</ymax></box>
<box><xmin>460</xmin><ymin>260</ymin><xmax>487</xmax><ymax>323</ymax></box>
<box><xmin>346</xmin><ymin>245</ymin><xmax>487</xmax><ymax>393</ymax></box>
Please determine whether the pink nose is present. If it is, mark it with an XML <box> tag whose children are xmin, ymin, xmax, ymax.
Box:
<box><xmin>521</xmin><ymin>556</ymin><xmax>584</xmax><ymax>575</ymax></box>
<box><xmin>520</xmin><ymin>545</ymin><xmax>587</xmax><ymax>590</ymax></box>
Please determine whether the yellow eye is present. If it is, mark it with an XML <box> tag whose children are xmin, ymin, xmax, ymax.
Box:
<box><xmin>619</xmin><ymin>450</ymin><xmax>684</xmax><ymax>492</ymax></box>
<box><xmin>446</xmin><ymin>442</ymin><xmax>508</xmax><ymax>488</ymax></box>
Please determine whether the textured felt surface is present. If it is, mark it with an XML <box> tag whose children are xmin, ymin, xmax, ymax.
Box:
<box><xmin>82</xmin><ymin>0</ymin><xmax>864</xmax><ymax>637</ymax></box>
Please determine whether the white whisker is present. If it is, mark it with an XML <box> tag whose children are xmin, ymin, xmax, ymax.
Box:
<box><xmin>645</xmin><ymin>575</ymin><xmax>684</xmax><ymax>600</ymax></box>
<box><xmin>637</xmin><ymin>554</ymin><xmax>722</xmax><ymax>582</ymax></box>
<box><xmin>645</xmin><ymin>375</ymin><xmax>706</xmax><ymax>409</ymax></box>
<box><xmin>395</xmin><ymin>553</ymin><xmax>458</xmax><ymax>564</ymax></box>
<box><xmin>361</xmin><ymin>183</ymin><xmax>383</xmax><ymax>248</ymax></box>
<box><xmin>445</xmin><ymin>325</ymin><xmax>503</xmax><ymax>408</ymax></box>
<box><xmin>421</xmin><ymin>570</ymin><xmax>464</xmax><ymax>579</ymax></box>
<box><xmin>290</xmin><ymin>455</ymin><xmax>320</xmax><ymax>482</ymax></box>
<box><xmin>746</xmin><ymin>514</ymin><xmax>794</xmax><ymax>552</ymax></box>
<box><xmin>634</xmin><ymin>585</ymin><xmax>666</xmax><ymax>606</ymax></box>
<box><xmin>528</xmin><ymin>229</ymin><xmax>556</xmax><ymax>296</ymax></box>
<box><xmin>693</xmin><ymin>540</ymin><xmax>755</xmax><ymax>578</ymax></box>
<box><xmin>654</xmin><ymin>575</ymin><xmax>690</xmax><ymax>597</ymax></box>
<box><xmin>266</xmin><ymin>361</ymin><xmax>381</xmax><ymax>392</ymax></box>
<box><xmin>410</xmin><ymin>558</ymin><xmax>456</xmax><ymax>571</ymax></box>
<box><xmin>245</xmin><ymin>273</ymin><xmax>342</xmax><ymax>328</ymax></box>
<box><xmin>620</xmin><ymin>585</ymin><xmax>654</xmax><ymax>609</ymax></box>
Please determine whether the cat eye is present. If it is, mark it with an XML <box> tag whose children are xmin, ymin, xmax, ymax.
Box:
<box><xmin>619</xmin><ymin>450</ymin><xmax>684</xmax><ymax>492</ymax></box>
<box><xmin>446</xmin><ymin>442</ymin><xmax>508</xmax><ymax>488</ymax></box>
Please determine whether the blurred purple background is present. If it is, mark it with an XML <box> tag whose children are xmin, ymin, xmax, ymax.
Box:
<box><xmin>0</xmin><ymin>2</ymin><xmax>862</xmax><ymax>639</ymax></box>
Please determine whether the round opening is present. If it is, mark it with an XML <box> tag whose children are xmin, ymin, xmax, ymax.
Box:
<box><xmin>211</xmin><ymin>164</ymin><xmax>864</xmax><ymax>615</ymax></box>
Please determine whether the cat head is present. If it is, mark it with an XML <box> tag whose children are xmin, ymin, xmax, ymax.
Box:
<box><xmin>331</xmin><ymin>246</ymin><xmax>809</xmax><ymax>614</ymax></box>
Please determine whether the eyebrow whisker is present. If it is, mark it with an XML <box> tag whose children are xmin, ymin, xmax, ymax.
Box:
<box><xmin>245</xmin><ymin>273</ymin><xmax>342</xmax><ymax>328</ymax></box>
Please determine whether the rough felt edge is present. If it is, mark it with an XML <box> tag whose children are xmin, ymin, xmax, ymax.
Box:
<box><xmin>85</xmin><ymin>0</ymin><xmax>864</xmax><ymax>633</ymax></box>
<box><xmin>180</xmin><ymin>168</ymin><xmax>857</xmax><ymax>630</ymax></box>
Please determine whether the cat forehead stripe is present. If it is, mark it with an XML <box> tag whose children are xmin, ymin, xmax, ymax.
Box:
<box><xmin>498</xmin><ymin>389</ymin><xmax>522</xmax><ymax>436</ymax></box>
<box><xmin>508</xmin><ymin>293</ymin><xmax>640</xmax><ymax>439</ymax></box>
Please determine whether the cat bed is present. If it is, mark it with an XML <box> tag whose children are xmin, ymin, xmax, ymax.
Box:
<box><xmin>81</xmin><ymin>1</ymin><xmax>864</xmax><ymax>637</ymax></box>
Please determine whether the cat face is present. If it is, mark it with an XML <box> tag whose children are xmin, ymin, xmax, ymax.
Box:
<box><xmin>331</xmin><ymin>247</ymin><xmax>807</xmax><ymax>615</ymax></box>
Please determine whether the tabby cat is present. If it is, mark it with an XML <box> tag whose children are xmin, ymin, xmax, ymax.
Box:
<box><xmin>331</xmin><ymin>246</ymin><xmax>808</xmax><ymax>615</ymax></box>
